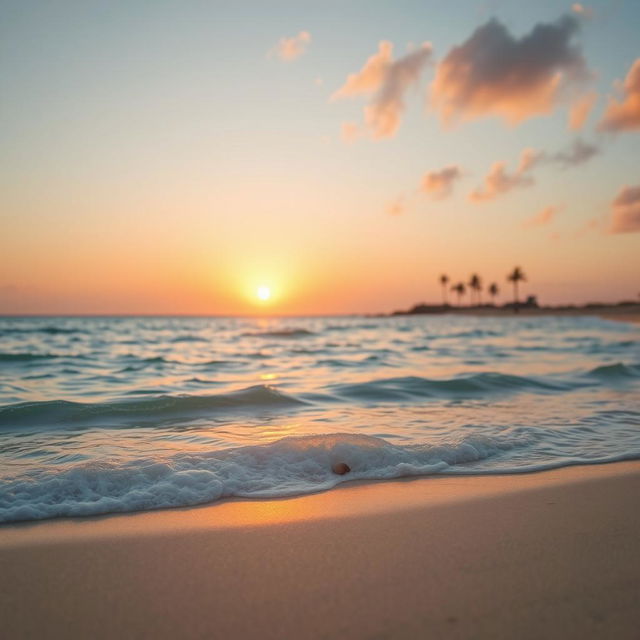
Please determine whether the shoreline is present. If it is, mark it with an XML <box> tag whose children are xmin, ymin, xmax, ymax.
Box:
<box><xmin>1</xmin><ymin>459</ymin><xmax>639</xmax><ymax>542</ymax></box>
<box><xmin>2</xmin><ymin>461</ymin><xmax>639</xmax><ymax>638</ymax></box>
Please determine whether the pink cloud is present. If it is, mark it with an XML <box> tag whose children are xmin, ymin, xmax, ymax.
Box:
<box><xmin>332</xmin><ymin>42</ymin><xmax>393</xmax><ymax>99</ymax></box>
<box><xmin>599</xmin><ymin>59</ymin><xmax>640</xmax><ymax>132</ymax></box>
<box><xmin>420</xmin><ymin>165</ymin><xmax>462</xmax><ymax>199</ymax></box>
<box><xmin>518</xmin><ymin>147</ymin><xmax>544</xmax><ymax>173</ymax></box>
<box><xmin>274</xmin><ymin>31</ymin><xmax>311</xmax><ymax>61</ymax></box>
<box><xmin>524</xmin><ymin>205</ymin><xmax>560</xmax><ymax>227</ymax></box>
<box><xmin>609</xmin><ymin>184</ymin><xmax>640</xmax><ymax>233</ymax></box>
<box><xmin>470</xmin><ymin>139</ymin><xmax>598</xmax><ymax>204</ymax></box>
<box><xmin>470</xmin><ymin>149</ymin><xmax>538</xmax><ymax>202</ymax></box>
<box><xmin>431</xmin><ymin>15</ymin><xmax>590</xmax><ymax>125</ymax></box>
<box><xmin>333</xmin><ymin>42</ymin><xmax>432</xmax><ymax>139</ymax></box>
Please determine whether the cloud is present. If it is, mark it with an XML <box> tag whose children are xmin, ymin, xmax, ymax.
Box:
<box><xmin>274</xmin><ymin>31</ymin><xmax>311</xmax><ymax>61</ymax></box>
<box><xmin>470</xmin><ymin>163</ymin><xmax>534</xmax><ymax>202</ymax></box>
<box><xmin>366</xmin><ymin>44</ymin><xmax>433</xmax><ymax>138</ymax></box>
<box><xmin>333</xmin><ymin>42</ymin><xmax>433</xmax><ymax>139</ymax></box>
<box><xmin>518</xmin><ymin>147</ymin><xmax>544</xmax><ymax>173</ymax></box>
<box><xmin>568</xmin><ymin>92</ymin><xmax>596</xmax><ymax>129</ymax></box>
<box><xmin>470</xmin><ymin>138</ymin><xmax>598</xmax><ymax>203</ymax></box>
<box><xmin>550</xmin><ymin>137</ymin><xmax>600</xmax><ymax>167</ymax></box>
<box><xmin>420</xmin><ymin>165</ymin><xmax>462</xmax><ymax>199</ymax></box>
<box><xmin>524</xmin><ymin>205</ymin><xmax>559</xmax><ymax>227</ymax></box>
<box><xmin>332</xmin><ymin>41</ymin><xmax>393</xmax><ymax>99</ymax></box>
<box><xmin>470</xmin><ymin>148</ymin><xmax>537</xmax><ymax>202</ymax></box>
<box><xmin>599</xmin><ymin>59</ymin><xmax>640</xmax><ymax>132</ymax></box>
<box><xmin>431</xmin><ymin>14</ymin><xmax>590</xmax><ymax>125</ymax></box>
<box><xmin>609</xmin><ymin>184</ymin><xmax>640</xmax><ymax>233</ymax></box>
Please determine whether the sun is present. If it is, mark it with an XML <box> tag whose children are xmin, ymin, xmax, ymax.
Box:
<box><xmin>256</xmin><ymin>285</ymin><xmax>271</xmax><ymax>301</ymax></box>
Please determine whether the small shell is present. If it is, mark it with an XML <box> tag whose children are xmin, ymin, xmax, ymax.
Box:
<box><xmin>332</xmin><ymin>462</ymin><xmax>351</xmax><ymax>475</ymax></box>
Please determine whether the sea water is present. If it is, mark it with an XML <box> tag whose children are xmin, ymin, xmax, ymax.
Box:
<box><xmin>1</xmin><ymin>314</ymin><xmax>639</xmax><ymax>523</ymax></box>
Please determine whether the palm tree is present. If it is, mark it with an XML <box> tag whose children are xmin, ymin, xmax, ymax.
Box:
<box><xmin>468</xmin><ymin>273</ymin><xmax>482</xmax><ymax>306</ymax></box>
<box><xmin>507</xmin><ymin>267</ymin><xmax>526</xmax><ymax>310</ymax></box>
<box><xmin>451</xmin><ymin>282</ymin><xmax>466</xmax><ymax>307</ymax></box>
<box><xmin>439</xmin><ymin>274</ymin><xmax>450</xmax><ymax>305</ymax></box>
<box><xmin>488</xmin><ymin>282</ymin><xmax>499</xmax><ymax>305</ymax></box>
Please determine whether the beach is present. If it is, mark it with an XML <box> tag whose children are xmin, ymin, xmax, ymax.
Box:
<box><xmin>2</xmin><ymin>461</ymin><xmax>639</xmax><ymax>639</ymax></box>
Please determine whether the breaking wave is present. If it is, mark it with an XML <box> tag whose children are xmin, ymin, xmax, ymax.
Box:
<box><xmin>0</xmin><ymin>386</ymin><xmax>307</xmax><ymax>428</ymax></box>
<box><xmin>242</xmin><ymin>328</ymin><xmax>316</xmax><ymax>338</ymax></box>
<box><xmin>2</xmin><ymin>363</ymin><xmax>639</xmax><ymax>429</ymax></box>
<box><xmin>2</xmin><ymin>430</ymin><xmax>638</xmax><ymax>523</ymax></box>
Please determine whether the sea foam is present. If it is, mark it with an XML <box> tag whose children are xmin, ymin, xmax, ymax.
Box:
<box><xmin>0</xmin><ymin>433</ymin><xmax>522</xmax><ymax>522</ymax></box>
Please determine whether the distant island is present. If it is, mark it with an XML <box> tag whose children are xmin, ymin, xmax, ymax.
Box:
<box><xmin>391</xmin><ymin>299</ymin><xmax>640</xmax><ymax>318</ymax></box>
<box><xmin>390</xmin><ymin>266</ymin><xmax>640</xmax><ymax>320</ymax></box>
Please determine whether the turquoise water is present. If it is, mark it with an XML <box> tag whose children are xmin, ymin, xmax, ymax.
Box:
<box><xmin>1</xmin><ymin>314</ymin><xmax>639</xmax><ymax>522</ymax></box>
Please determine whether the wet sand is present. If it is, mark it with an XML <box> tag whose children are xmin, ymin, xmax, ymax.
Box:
<box><xmin>2</xmin><ymin>461</ymin><xmax>639</xmax><ymax>639</ymax></box>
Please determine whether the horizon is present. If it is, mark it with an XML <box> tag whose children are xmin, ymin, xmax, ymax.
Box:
<box><xmin>1</xmin><ymin>295</ymin><xmax>638</xmax><ymax>319</ymax></box>
<box><xmin>2</xmin><ymin>1</ymin><xmax>639</xmax><ymax>315</ymax></box>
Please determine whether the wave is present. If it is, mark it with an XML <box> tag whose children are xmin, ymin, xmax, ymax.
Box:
<box><xmin>0</xmin><ymin>326</ymin><xmax>81</xmax><ymax>335</ymax></box>
<box><xmin>200</xmin><ymin>359</ymin><xmax>236</xmax><ymax>367</ymax></box>
<box><xmin>331</xmin><ymin>372</ymin><xmax>576</xmax><ymax>402</ymax></box>
<box><xmin>2</xmin><ymin>363</ymin><xmax>638</xmax><ymax>428</ymax></box>
<box><xmin>243</xmin><ymin>328</ymin><xmax>316</xmax><ymax>338</ymax></box>
<box><xmin>0</xmin><ymin>352</ymin><xmax>66</xmax><ymax>362</ymax></box>
<box><xmin>0</xmin><ymin>385</ymin><xmax>307</xmax><ymax>428</ymax></box>
<box><xmin>118</xmin><ymin>356</ymin><xmax>235</xmax><ymax>370</ymax></box>
<box><xmin>3</xmin><ymin>430</ymin><xmax>638</xmax><ymax>524</ymax></box>
<box><xmin>0</xmin><ymin>372</ymin><xmax>571</xmax><ymax>429</ymax></box>
<box><xmin>444</xmin><ymin>329</ymin><xmax>503</xmax><ymax>339</ymax></box>
<box><xmin>137</xmin><ymin>355</ymin><xmax>168</xmax><ymax>364</ymax></box>
<box><xmin>586</xmin><ymin>362</ymin><xmax>640</xmax><ymax>379</ymax></box>
<box><xmin>0</xmin><ymin>432</ymin><xmax>527</xmax><ymax>523</ymax></box>
<box><xmin>330</xmin><ymin>363</ymin><xmax>640</xmax><ymax>402</ymax></box>
<box><xmin>326</xmin><ymin>323</ymin><xmax>378</xmax><ymax>332</ymax></box>
<box><xmin>317</xmin><ymin>356</ymin><xmax>387</xmax><ymax>368</ymax></box>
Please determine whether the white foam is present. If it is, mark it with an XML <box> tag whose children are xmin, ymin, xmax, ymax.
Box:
<box><xmin>0</xmin><ymin>433</ymin><xmax>522</xmax><ymax>523</ymax></box>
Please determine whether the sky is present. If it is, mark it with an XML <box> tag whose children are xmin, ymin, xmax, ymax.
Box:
<box><xmin>1</xmin><ymin>0</ymin><xmax>639</xmax><ymax>315</ymax></box>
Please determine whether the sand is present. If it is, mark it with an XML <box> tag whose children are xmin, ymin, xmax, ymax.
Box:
<box><xmin>1</xmin><ymin>461</ymin><xmax>639</xmax><ymax>639</ymax></box>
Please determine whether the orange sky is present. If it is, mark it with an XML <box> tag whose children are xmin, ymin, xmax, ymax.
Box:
<box><xmin>1</xmin><ymin>2</ymin><xmax>639</xmax><ymax>314</ymax></box>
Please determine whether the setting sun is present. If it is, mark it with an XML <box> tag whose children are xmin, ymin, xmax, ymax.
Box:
<box><xmin>257</xmin><ymin>286</ymin><xmax>271</xmax><ymax>301</ymax></box>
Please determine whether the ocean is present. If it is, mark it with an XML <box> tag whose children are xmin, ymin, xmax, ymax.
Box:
<box><xmin>1</xmin><ymin>314</ymin><xmax>639</xmax><ymax>523</ymax></box>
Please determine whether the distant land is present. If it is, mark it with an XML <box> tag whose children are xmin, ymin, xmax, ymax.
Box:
<box><xmin>390</xmin><ymin>300</ymin><xmax>640</xmax><ymax>322</ymax></box>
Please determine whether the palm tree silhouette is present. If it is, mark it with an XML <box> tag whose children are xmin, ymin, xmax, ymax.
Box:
<box><xmin>468</xmin><ymin>274</ymin><xmax>482</xmax><ymax>306</ymax></box>
<box><xmin>488</xmin><ymin>282</ymin><xmax>499</xmax><ymax>305</ymax></box>
<box><xmin>439</xmin><ymin>274</ymin><xmax>450</xmax><ymax>305</ymax></box>
<box><xmin>507</xmin><ymin>267</ymin><xmax>526</xmax><ymax>310</ymax></box>
<box><xmin>451</xmin><ymin>282</ymin><xmax>466</xmax><ymax>306</ymax></box>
